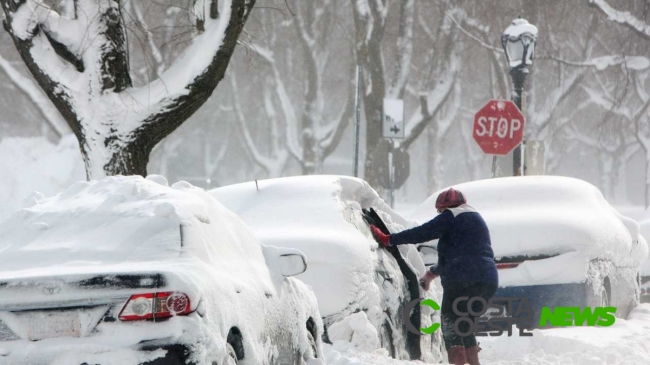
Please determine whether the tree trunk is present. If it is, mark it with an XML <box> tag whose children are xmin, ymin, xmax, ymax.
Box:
<box><xmin>598</xmin><ymin>151</ymin><xmax>615</xmax><ymax>201</ymax></box>
<box><xmin>1</xmin><ymin>0</ymin><xmax>255</xmax><ymax>180</ymax></box>
<box><xmin>427</xmin><ymin>118</ymin><xmax>439</xmax><ymax>196</ymax></box>
<box><xmin>353</xmin><ymin>0</ymin><xmax>388</xmax><ymax>188</ymax></box>
<box><xmin>646</xmin><ymin>151</ymin><xmax>650</xmax><ymax>208</ymax></box>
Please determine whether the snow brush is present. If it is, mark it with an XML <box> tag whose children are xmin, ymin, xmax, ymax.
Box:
<box><xmin>362</xmin><ymin>208</ymin><xmax>390</xmax><ymax>235</ymax></box>
<box><xmin>361</xmin><ymin>206</ymin><xmax>423</xmax><ymax>358</ymax></box>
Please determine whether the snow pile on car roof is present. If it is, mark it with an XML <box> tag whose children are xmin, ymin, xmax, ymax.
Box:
<box><xmin>211</xmin><ymin>175</ymin><xmax>421</xmax><ymax>317</ymax></box>
<box><xmin>413</xmin><ymin>176</ymin><xmax>648</xmax><ymax>268</ymax></box>
<box><xmin>0</xmin><ymin>135</ymin><xmax>85</xmax><ymax>221</ymax></box>
<box><xmin>0</xmin><ymin>175</ymin><xmax>242</xmax><ymax>273</ymax></box>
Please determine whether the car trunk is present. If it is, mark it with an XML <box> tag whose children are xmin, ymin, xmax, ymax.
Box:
<box><xmin>0</xmin><ymin>271</ymin><xmax>168</xmax><ymax>341</ymax></box>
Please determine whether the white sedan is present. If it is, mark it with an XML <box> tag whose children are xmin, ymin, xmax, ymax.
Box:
<box><xmin>0</xmin><ymin>176</ymin><xmax>322</xmax><ymax>365</ymax></box>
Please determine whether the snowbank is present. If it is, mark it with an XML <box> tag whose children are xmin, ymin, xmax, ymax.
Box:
<box><xmin>322</xmin><ymin>304</ymin><xmax>650</xmax><ymax>364</ymax></box>
<box><xmin>0</xmin><ymin>135</ymin><xmax>85</xmax><ymax>221</ymax></box>
<box><xmin>413</xmin><ymin>176</ymin><xmax>648</xmax><ymax>270</ymax></box>
<box><xmin>479</xmin><ymin>303</ymin><xmax>650</xmax><ymax>364</ymax></box>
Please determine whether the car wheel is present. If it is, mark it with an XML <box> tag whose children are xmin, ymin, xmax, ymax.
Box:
<box><xmin>601</xmin><ymin>288</ymin><xmax>610</xmax><ymax>307</ymax></box>
<box><xmin>301</xmin><ymin>331</ymin><xmax>318</xmax><ymax>363</ymax></box>
<box><xmin>219</xmin><ymin>343</ymin><xmax>238</xmax><ymax>365</ymax></box>
<box><xmin>601</xmin><ymin>277</ymin><xmax>612</xmax><ymax>307</ymax></box>
<box><xmin>380</xmin><ymin>321</ymin><xmax>396</xmax><ymax>358</ymax></box>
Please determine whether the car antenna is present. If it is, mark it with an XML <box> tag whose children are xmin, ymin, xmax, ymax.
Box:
<box><xmin>255</xmin><ymin>179</ymin><xmax>259</xmax><ymax>191</ymax></box>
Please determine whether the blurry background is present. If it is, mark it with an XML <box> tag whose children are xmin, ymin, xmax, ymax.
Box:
<box><xmin>1</xmin><ymin>0</ymin><xmax>649</xmax><ymax>219</ymax></box>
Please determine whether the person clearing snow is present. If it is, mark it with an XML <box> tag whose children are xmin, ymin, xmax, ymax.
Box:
<box><xmin>370</xmin><ymin>188</ymin><xmax>498</xmax><ymax>365</ymax></box>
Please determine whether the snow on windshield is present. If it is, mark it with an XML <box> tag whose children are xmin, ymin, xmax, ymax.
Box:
<box><xmin>0</xmin><ymin>175</ymin><xmax>209</xmax><ymax>273</ymax></box>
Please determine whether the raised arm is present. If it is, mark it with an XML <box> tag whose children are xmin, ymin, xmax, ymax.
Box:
<box><xmin>390</xmin><ymin>210</ymin><xmax>453</xmax><ymax>246</ymax></box>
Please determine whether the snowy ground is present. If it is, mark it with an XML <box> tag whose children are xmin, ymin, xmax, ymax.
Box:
<box><xmin>323</xmin><ymin>304</ymin><xmax>650</xmax><ymax>364</ymax></box>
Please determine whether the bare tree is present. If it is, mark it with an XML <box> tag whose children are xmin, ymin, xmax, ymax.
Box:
<box><xmin>586</xmin><ymin>0</ymin><xmax>650</xmax><ymax>205</ymax></box>
<box><xmin>225</xmin><ymin>0</ymin><xmax>355</xmax><ymax>177</ymax></box>
<box><xmin>352</xmin><ymin>0</ymin><xmax>459</xmax><ymax>189</ymax></box>
<box><xmin>1</xmin><ymin>0</ymin><xmax>255</xmax><ymax>179</ymax></box>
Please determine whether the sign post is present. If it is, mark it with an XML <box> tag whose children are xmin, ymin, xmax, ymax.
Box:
<box><xmin>383</xmin><ymin>99</ymin><xmax>405</xmax><ymax>208</ymax></box>
<box><xmin>473</xmin><ymin>99</ymin><xmax>525</xmax><ymax>176</ymax></box>
<box><xmin>353</xmin><ymin>66</ymin><xmax>362</xmax><ymax>177</ymax></box>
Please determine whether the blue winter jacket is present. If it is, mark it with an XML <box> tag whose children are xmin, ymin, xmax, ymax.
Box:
<box><xmin>390</xmin><ymin>205</ymin><xmax>498</xmax><ymax>289</ymax></box>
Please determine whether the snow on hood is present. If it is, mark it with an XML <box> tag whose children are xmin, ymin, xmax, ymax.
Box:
<box><xmin>211</xmin><ymin>175</ymin><xmax>419</xmax><ymax>317</ymax></box>
<box><xmin>412</xmin><ymin>176</ymin><xmax>648</xmax><ymax>269</ymax></box>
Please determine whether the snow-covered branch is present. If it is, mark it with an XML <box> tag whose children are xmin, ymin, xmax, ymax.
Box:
<box><xmin>321</xmin><ymin>72</ymin><xmax>356</xmax><ymax>157</ymax></box>
<box><xmin>531</xmin><ymin>70</ymin><xmax>587</xmax><ymax>139</ymax></box>
<box><xmin>402</xmin><ymin>62</ymin><xmax>457</xmax><ymax>150</ymax></box>
<box><xmin>445</xmin><ymin>10</ymin><xmax>503</xmax><ymax>53</ymax></box>
<box><xmin>0</xmin><ymin>54</ymin><xmax>68</xmax><ymax>137</ymax></box>
<box><xmin>589</xmin><ymin>0</ymin><xmax>650</xmax><ymax>40</ymax></box>
<box><xmin>229</xmin><ymin>74</ymin><xmax>289</xmax><ymax>177</ymax></box>
<box><xmin>387</xmin><ymin>0</ymin><xmax>414</xmax><ymax>99</ymax></box>
<box><xmin>540</xmin><ymin>54</ymin><xmax>650</xmax><ymax>71</ymax></box>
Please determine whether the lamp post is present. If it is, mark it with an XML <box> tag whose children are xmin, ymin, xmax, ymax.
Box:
<box><xmin>502</xmin><ymin>18</ymin><xmax>537</xmax><ymax>176</ymax></box>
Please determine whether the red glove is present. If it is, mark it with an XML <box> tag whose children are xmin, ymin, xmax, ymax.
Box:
<box><xmin>419</xmin><ymin>270</ymin><xmax>438</xmax><ymax>291</ymax></box>
<box><xmin>370</xmin><ymin>225</ymin><xmax>391</xmax><ymax>247</ymax></box>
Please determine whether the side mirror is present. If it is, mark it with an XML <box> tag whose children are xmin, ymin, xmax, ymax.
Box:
<box><xmin>279</xmin><ymin>252</ymin><xmax>307</xmax><ymax>277</ymax></box>
<box><xmin>263</xmin><ymin>246</ymin><xmax>308</xmax><ymax>277</ymax></box>
<box><xmin>417</xmin><ymin>244</ymin><xmax>438</xmax><ymax>266</ymax></box>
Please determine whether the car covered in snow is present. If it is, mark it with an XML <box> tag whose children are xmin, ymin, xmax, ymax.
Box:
<box><xmin>413</xmin><ymin>176</ymin><xmax>648</xmax><ymax>324</ymax></box>
<box><xmin>211</xmin><ymin>176</ymin><xmax>443</xmax><ymax>362</ymax></box>
<box><xmin>0</xmin><ymin>176</ymin><xmax>322</xmax><ymax>365</ymax></box>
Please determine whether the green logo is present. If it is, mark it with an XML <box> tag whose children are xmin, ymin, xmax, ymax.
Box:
<box><xmin>419</xmin><ymin>299</ymin><xmax>441</xmax><ymax>334</ymax></box>
<box><xmin>539</xmin><ymin>306</ymin><xmax>617</xmax><ymax>327</ymax></box>
<box><xmin>404</xmin><ymin>298</ymin><xmax>441</xmax><ymax>335</ymax></box>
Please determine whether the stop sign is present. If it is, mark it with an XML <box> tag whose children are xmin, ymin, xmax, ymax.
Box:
<box><xmin>473</xmin><ymin>99</ymin><xmax>525</xmax><ymax>155</ymax></box>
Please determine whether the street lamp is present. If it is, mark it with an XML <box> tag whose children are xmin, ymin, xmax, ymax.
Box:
<box><xmin>502</xmin><ymin>18</ymin><xmax>537</xmax><ymax>176</ymax></box>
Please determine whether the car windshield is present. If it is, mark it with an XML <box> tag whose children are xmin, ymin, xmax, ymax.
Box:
<box><xmin>0</xmin><ymin>215</ymin><xmax>181</xmax><ymax>273</ymax></box>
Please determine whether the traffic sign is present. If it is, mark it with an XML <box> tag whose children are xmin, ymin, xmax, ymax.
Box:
<box><xmin>473</xmin><ymin>99</ymin><xmax>525</xmax><ymax>155</ymax></box>
<box><xmin>371</xmin><ymin>139</ymin><xmax>410</xmax><ymax>190</ymax></box>
<box><xmin>383</xmin><ymin>99</ymin><xmax>405</xmax><ymax>139</ymax></box>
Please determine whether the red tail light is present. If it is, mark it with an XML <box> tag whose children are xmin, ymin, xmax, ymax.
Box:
<box><xmin>496</xmin><ymin>263</ymin><xmax>520</xmax><ymax>270</ymax></box>
<box><xmin>119</xmin><ymin>292</ymin><xmax>191</xmax><ymax>321</ymax></box>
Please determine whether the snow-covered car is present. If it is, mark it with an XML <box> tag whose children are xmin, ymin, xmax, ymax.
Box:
<box><xmin>211</xmin><ymin>176</ymin><xmax>443</xmax><ymax>362</ymax></box>
<box><xmin>413</xmin><ymin>176</ymin><xmax>648</xmax><ymax>324</ymax></box>
<box><xmin>0</xmin><ymin>176</ymin><xmax>322</xmax><ymax>365</ymax></box>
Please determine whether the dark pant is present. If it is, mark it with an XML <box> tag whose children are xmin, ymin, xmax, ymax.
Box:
<box><xmin>441</xmin><ymin>282</ymin><xmax>497</xmax><ymax>350</ymax></box>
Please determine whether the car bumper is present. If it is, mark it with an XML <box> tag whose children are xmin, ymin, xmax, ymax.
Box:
<box><xmin>0</xmin><ymin>317</ymin><xmax>202</xmax><ymax>365</ymax></box>
<box><xmin>494</xmin><ymin>282</ymin><xmax>588</xmax><ymax>328</ymax></box>
<box><xmin>0</xmin><ymin>340</ymin><xmax>195</xmax><ymax>365</ymax></box>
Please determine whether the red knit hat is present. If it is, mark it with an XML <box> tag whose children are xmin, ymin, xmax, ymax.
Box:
<box><xmin>435</xmin><ymin>188</ymin><xmax>466</xmax><ymax>212</ymax></box>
